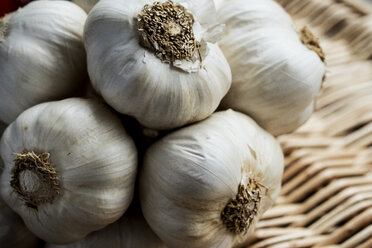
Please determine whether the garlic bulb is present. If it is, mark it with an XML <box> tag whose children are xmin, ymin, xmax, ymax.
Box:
<box><xmin>72</xmin><ymin>0</ymin><xmax>98</xmax><ymax>12</ymax></box>
<box><xmin>0</xmin><ymin>194</ymin><xmax>40</xmax><ymax>248</ymax></box>
<box><xmin>46</xmin><ymin>213</ymin><xmax>165</xmax><ymax>248</ymax></box>
<box><xmin>140</xmin><ymin>109</ymin><xmax>284</xmax><ymax>247</ymax></box>
<box><xmin>217</xmin><ymin>0</ymin><xmax>326</xmax><ymax>136</ymax></box>
<box><xmin>0</xmin><ymin>98</ymin><xmax>138</xmax><ymax>244</ymax></box>
<box><xmin>0</xmin><ymin>1</ymin><xmax>88</xmax><ymax>124</ymax></box>
<box><xmin>84</xmin><ymin>0</ymin><xmax>231</xmax><ymax>130</ymax></box>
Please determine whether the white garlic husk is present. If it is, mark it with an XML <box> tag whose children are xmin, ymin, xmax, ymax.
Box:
<box><xmin>140</xmin><ymin>109</ymin><xmax>284</xmax><ymax>247</ymax></box>
<box><xmin>84</xmin><ymin>0</ymin><xmax>232</xmax><ymax>130</ymax></box>
<box><xmin>46</xmin><ymin>213</ymin><xmax>166</xmax><ymax>248</ymax></box>
<box><xmin>72</xmin><ymin>0</ymin><xmax>98</xmax><ymax>12</ymax></box>
<box><xmin>0</xmin><ymin>1</ymin><xmax>88</xmax><ymax>124</ymax></box>
<box><xmin>217</xmin><ymin>0</ymin><xmax>326</xmax><ymax>136</ymax></box>
<box><xmin>0</xmin><ymin>98</ymin><xmax>138</xmax><ymax>244</ymax></box>
<box><xmin>213</xmin><ymin>0</ymin><xmax>226</xmax><ymax>9</ymax></box>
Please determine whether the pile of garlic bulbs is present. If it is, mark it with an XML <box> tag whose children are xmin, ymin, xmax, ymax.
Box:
<box><xmin>0</xmin><ymin>0</ymin><xmax>325</xmax><ymax>247</ymax></box>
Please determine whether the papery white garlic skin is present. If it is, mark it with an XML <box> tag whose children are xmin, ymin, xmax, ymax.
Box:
<box><xmin>213</xmin><ymin>0</ymin><xmax>226</xmax><ymax>9</ymax></box>
<box><xmin>140</xmin><ymin>109</ymin><xmax>284</xmax><ymax>247</ymax></box>
<box><xmin>72</xmin><ymin>0</ymin><xmax>98</xmax><ymax>12</ymax></box>
<box><xmin>0</xmin><ymin>1</ymin><xmax>87</xmax><ymax>124</ymax></box>
<box><xmin>45</xmin><ymin>213</ymin><xmax>166</xmax><ymax>248</ymax></box>
<box><xmin>0</xmin><ymin>98</ymin><xmax>138</xmax><ymax>244</ymax></box>
<box><xmin>84</xmin><ymin>0</ymin><xmax>232</xmax><ymax>130</ymax></box>
<box><xmin>217</xmin><ymin>0</ymin><xmax>326</xmax><ymax>136</ymax></box>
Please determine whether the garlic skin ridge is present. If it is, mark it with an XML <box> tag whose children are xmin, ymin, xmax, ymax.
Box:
<box><xmin>84</xmin><ymin>0</ymin><xmax>232</xmax><ymax>130</ymax></box>
<box><xmin>217</xmin><ymin>0</ymin><xmax>326</xmax><ymax>136</ymax></box>
<box><xmin>140</xmin><ymin>109</ymin><xmax>284</xmax><ymax>247</ymax></box>
<box><xmin>0</xmin><ymin>98</ymin><xmax>138</xmax><ymax>244</ymax></box>
<box><xmin>0</xmin><ymin>1</ymin><xmax>88</xmax><ymax>124</ymax></box>
<box><xmin>45</xmin><ymin>213</ymin><xmax>166</xmax><ymax>248</ymax></box>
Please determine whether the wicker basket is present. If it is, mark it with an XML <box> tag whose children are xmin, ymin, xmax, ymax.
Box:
<box><xmin>240</xmin><ymin>0</ymin><xmax>372</xmax><ymax>247</ymax></box>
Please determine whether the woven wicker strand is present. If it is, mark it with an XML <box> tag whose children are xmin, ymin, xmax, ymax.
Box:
<box><xmin>242</xmin><ymin>1</ymin><xmax>372</xmax><ymax>247</ymax></box>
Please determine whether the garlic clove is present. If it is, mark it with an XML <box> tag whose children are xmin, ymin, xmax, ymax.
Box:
<box><xmin>0</xmin><ymin>1</ymin><xmax>88</xmax><ymax>124</ymax></box>
<box><xmin>140</xmin><ymin>109</ymin><xmax>284</xmax><ymax>247</ymax></box>
<box><xmin>217</xmin><ymin>0</ymin><xmax>326</xmax><ymax>136</ymax></box>
<box><xmin>84</xmin><ymin>0</ymin><xmax>231</xmax><ymax>130</ymax></box>
<box><xmin>0</xmin><ymin>98</ymin><xmax>138</xmax><ymax>244</ymax></box>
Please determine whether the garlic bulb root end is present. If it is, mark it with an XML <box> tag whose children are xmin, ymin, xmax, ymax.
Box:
<box><xmin>0</xmin><ymin>13</ymin><xmax>12</xmax><ymax>44</ymax></box>
<box><xmin>221</xmin><ymin>178</ymin><xmax>263</xmax><ymax>234</ymax></box>
<box><xmin>300</xmin><ymin>26</ymin><xmax>325</xmax><ymax>63</ymax></box>
<box><xmin>137</xmin><ymin>0</ymin><xmax>200</xmax><ymax>64</ymax></box>
<box><xmin>10</xmin><ymin>151</ymin><xmax>61</xmax><ymax>210</ymax></box>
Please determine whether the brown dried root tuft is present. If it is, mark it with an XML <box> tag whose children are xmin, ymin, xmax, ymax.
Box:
<box><xmin>0</xmin><ymin>18</ymin><xmax>9</xmax><ymax>44</ymax></box>
<box><xmin>137</xmin><ymin>0</ymin><xmax>200</xmax><ymax>63</ymax></box>
<box><xmin>300</xmin><ymin>26</ymin><xmax>325</xmax><ymax>62</ymax></box>
<box><xmin>0</xmin><ymin>13</ymin><xmax>14</xmax><ymax>44</ymax></box>
<box><xmin>221</xmin><ymin>178</ymin><xmax>263</xmax><ymax>234</ymax></box>
<box><xmin>10</xmin><ymin>151</ymin><xmax>61</xmax><ymax>210</ymax></box>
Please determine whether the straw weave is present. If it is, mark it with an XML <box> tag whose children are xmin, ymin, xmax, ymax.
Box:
<box><xmin>242</xmin><ymin>1</ymin><xmax>372</xmax><ymax>247</ymax></box>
